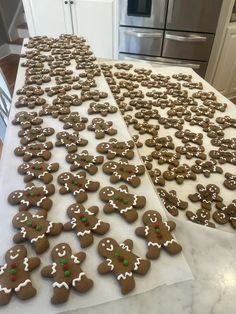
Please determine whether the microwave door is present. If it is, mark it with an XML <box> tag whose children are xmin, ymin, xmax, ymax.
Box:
<box><xmin>166</xmin><ymin>0</ymin><xmax>222</xmax><ymax>33</ymax></box>
<box><xmin>120</xmin><ymin>0</ymin><xmax>168</xmax><ymax>29</ymax></box>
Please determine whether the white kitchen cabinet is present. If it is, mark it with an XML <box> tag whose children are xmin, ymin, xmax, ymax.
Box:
<box><xmin>22</xmin><ymin>0</ymin><xmax>116</xmax><ymax>58</ymax></box>
<box><xmin>212</xmin><ymin>23</ymin><xmax>236</xmax><ymax>98</ymax></box>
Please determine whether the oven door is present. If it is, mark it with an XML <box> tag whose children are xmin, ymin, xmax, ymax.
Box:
<box><xmin>119</xmin><ymin>27</ymin><xmax>164</xmax><ymax>56</ymax></box>
<box><xmin>119</xmin><ymin>53</ymin><xmax>208</xmax><ymax>77</ymax></box>
<box><xmin>120</xmin><ymin>0</ymin><xmax>168</xmax><ymax>29</ymax></box>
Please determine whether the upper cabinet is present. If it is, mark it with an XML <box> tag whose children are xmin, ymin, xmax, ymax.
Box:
<box><xmin>22</xmin><ymin>0</ymin><xmax>116</xmax><ymax>58</ymax></box>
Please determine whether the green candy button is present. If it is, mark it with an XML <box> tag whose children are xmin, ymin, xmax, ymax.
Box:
<box><xmin>60</xmin><ymin>258</ymin><xmax>67</xmax><ymax>265</ymax></box>
<box><xmin>123</xmin><ymin>259</ymin><xmax>129</xmax><ymax>266</ymax></box>
<box><xmin>10</xmin><ymin>269</ymin><xmax>17</xmax><ymax>275</ymax></box>
<box><xmin>64</xmin><ymin>270</ymin><xmax>71</xmax><ymax>277</ymax></box>
<box><xmin>26</xmin><ymin>220</ymin><xmax>32</xmax><ymax>227</ymax></box>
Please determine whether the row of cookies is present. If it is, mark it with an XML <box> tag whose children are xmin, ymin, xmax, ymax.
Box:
<box><xmin>99</xmin><ymin>62</ymin><xmax>236</xmax><ymax>231</ymax></box>
<box><xmin>0</xmin><ymin>35</ymin><xmax>185</xmax><ymax>306</ymax></box>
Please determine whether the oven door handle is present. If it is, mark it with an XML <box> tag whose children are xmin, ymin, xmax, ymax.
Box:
<box><xmin>165</xmin><ymin>34</ymin><xmax>207</xmax><ymax>42</ymax></box>
<box><xmin>123</xmin><ymin>56</ymin><xmax>200</xmax><ymax>69</ymax></box>
<box><xmin>124</xmin><ymin>29</ymin><xmax>163</xmax><ymax>38</ymax></box>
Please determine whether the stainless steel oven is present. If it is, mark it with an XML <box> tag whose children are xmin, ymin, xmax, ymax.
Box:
<box><xmin>119</xmin><ymin>0</ymin><xmax>223</xmax><ymax>77</ymax></box>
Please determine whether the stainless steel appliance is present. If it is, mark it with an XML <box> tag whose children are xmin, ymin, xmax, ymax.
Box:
<box><xmin>119</xmin><ymin>0</ymin><xmax>222</xmax><ymax>77</ymax></box>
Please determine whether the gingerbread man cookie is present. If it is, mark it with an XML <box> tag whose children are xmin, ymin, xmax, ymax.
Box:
<box><xmin>158</xmin><ymin>117</ymin><xmax>184</xmax><ymax>130</ymax></box>
<box><xmin>157</xmin><ymin>188</ymin><xmax>188</xmax><ymax>216</ymax></box>
<box><xmin>59</xmin><ymin>112</ymin><xmax>88</xmax><ymax>131</ymax></box>
<box><xmin>224</xmin><ymin>173</ymin><xmax>236</xmax><ymax>190</ymax></box>
<box><xmin>55</xmin><ymin>131</ymin><xmax>88</xmax><ymax>153</ymax></box>
<box><xmin>133</xmin><ymin>122</ymin><xmax>159</xmax><ymax>136</ymax></box>
<box><xmin>97</xmin><ymin>237</ymin><xmax>150</xmax><ymax>294</ymax></box>
<box><xmin>175</xmin><ymin>129</ymin><xmax>203</xmax><ymax>145</ymax></box>
<box><xmin>176</xmin><ymin>144</ymin><xmax>207</xmax><ymax>160</ymax></box>
<box><xmin>135</xmin><ymin>210</ymin><xmax>182</xmax><ymax>259</ymax></box>
<box><xmin>145</xmin><ymin>135</ymin><xmax>175</xmax><ymax>151</ymax></box>
<box><xmin>39</xmin><ymin>104</ymin><xmax>71</xmax><ymax>118</ymax></box>
<box><xmin>151</xmin><ymin>150</ymin><xmax>181</xmax><ymax>167</ymax></box>
<box><xmin>12</xmin><ymin>111</ymin><xmax>43</xmax><ymax>129</ymax></box>
<box><xmin>213</xmin><ymin>200</ymin><xmax>236</xmax><ymax>228</ymax></box>
<box><xmin>12</xmin><ymin>210</ymin><xmax>63</xmax><ymax>254</ymax></box>
<box><xmin>186</xmin><ymin>208</ymin><xmax>215</xmax><ymax>228</ymax></box>
<box><xmin>8</xmin><ymin>182</ymin><xmax>55</xmax><ymax>211</ymax></box>
<box><xmin>209</xmin><ymin>150</ymin><xmax>236</xmax><ymax>165</ymax></box>
<box><xmin>99</xmin><ymin>184</ymin><xmax>146</xmax><ymax>223</ymax></box>
<box><xmin>66</xmin><ymin>150</ymin><xmax>104</xmax><ymax>174</ymax></box>
<box><xmin>216</xmin><ymin>116</ymin><xmax>236</xmax><ymax>129</ymax></box>
<box><xmin>102</xmin><ymin>159</ymin><xmax>145</xmax><ymax>187</ymax></box>
<box><xmin>96</xmin><ymin>138</ymin><xmax>135</xmax><ymax>160</ymax></box>
<box><xmin>18</xmin><ymin>160</ymin><xmax>58</xmax><ymax>183</ymax></box>
<box><xmin>63</xmin><ymin>204</ymin><xmax>110</xmax><ymax>248</ymax></box>
<box><xmin>57</xmin><ymin>171</ymin><xmax>100</xmax><ymax>203</ymax></box>
<box><xmin>163</xmin><ymin>164</ymin><xmax>196</xmax><ymax>184</ymax></box>
<box><xmin>87</xmin><ymin>118</ymin><xmax>117</xmax><ymax>139</ymax></box>
<box><xmin>18</xmin><ymin>127</ymin><xmax>55</xmax><ymax>145</ymax></box>
<box><xmin>148</xmin><ymin>169</ymin><xmax>165</xmax><ymax>186</ymax></box>
<box><xmin>87</xmin><ymin>102</ymin><xmax>118</xmax><ymax>116</ymax></box>
<box><xmin>41</xmin><ymin>243</ymin><xmax>93</xmax><ymax>304</ymax></box>
<box><xmin>15</xmin><ymin>96</ymin><xmax>46</xmax><ymax>109</ymax></box>
<box><xmin>191</xmin><ymin>159</ymin><xmax>223</xmax><ymax>178</ymax></box>
<box><xmin>0</xmin><ymin>244</ymin><xmax>40</xmax><ymax>305</ymax></box>
<box><xmin>14</xmin><ymin>142</ymin><xmax>53</xmax><ymax>162</ymax></box>
<box><xmin>211</xmin><ymin>137</ymin><xmax>236</xmax><ymax>150</ymax></box>
<box><xmin>188</xmin><ymin>184</ymin><xmax>223</xmax><ymax>210</ymax></box>
<box><xmin>134</xmin><ymin>109</ymin><xmax>160</xmax><ymax>122</ymax></box>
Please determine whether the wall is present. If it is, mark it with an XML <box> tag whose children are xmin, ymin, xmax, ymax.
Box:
<box><xmin>0</xmin><ymin>0</ymin><xmax>21</xmax><ymax>30</ymax></box>
<box><xmin>0</xmin><ymin>14</ymin><xmax>7</xmax><ymax>45</ymax></box>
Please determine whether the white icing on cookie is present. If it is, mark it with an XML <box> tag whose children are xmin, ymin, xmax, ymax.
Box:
<box><xmin>134</xmin><ymin>257</ymin><xmax>141</xmax><ymax>270</ymax></box>
<box><xmin>23</xmin><ymin>258</ymin><xmax>29</xmax><ymax>271</ymax></box>
<box><xmin>0</xmin><ymin>284</ymin><xmax>11</xmax><ymax>293</ymax></box>
<box><xmin>51</xmin><ymin>262</ymin><xmax>57</xmax><ymax>274</ymax></box>
<box><xmin>106</xmin><ymin>258</ymin><xmax>114</xmax><ymax>270</ymax></box>
<box><xmin>15</xmin><ymin>279</ymin><xmax>31</xmax><ymax>292</ymax></box>
<box><xmin>117</xmin><ymin>272</ymin><xmax>132</xmax><ymax>280</ymax></box>
<box><xmin>72</xmin><ymin>272</ymin><xmax>85</xmax><ymax>286</ymax></box>
<box><xmin>52</xmin><ymin>282</ymin><xmax>69</xmax><ymax>289</ymax></box>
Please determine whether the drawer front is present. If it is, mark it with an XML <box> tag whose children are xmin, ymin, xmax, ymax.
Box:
<box><xmin>119</xmin><ymin>27</ymin><xmax>163</xmax><ymax>56</ymax></box>
<box><xmin>119</xmin><ymin>53</ymin><xmax>208</xmax><ymax>77</ymax></box>
<box><xmin>162</xmin><ymin>31</ymin><xmax>214</xmax><ymax>61</ymax></box>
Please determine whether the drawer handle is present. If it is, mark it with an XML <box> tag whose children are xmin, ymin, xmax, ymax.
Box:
<box><xmin>123</xmin><ymin>56</ymin><xmax>200</xmax><ymax>69</ymax></box>
<box><xmin>124</xmin><ymin>30</ymin><xmax>163</xmax><ymax>38</ymax></box>
<box><xmin>165</xmin><ymin>34</ymin><xmax>207</xmax><ymax>42</ymax></box>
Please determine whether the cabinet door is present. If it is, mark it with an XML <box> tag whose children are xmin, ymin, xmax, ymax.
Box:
<box><xmin>72</xmin><ymin>0</ymin><xmax>115</xmax><ymax>58</ymax></box>
<box><xmin>23</xmin><ymin>0</ymin><xmax>72</xmax><ymax>36</ymax></box>
<box><xmin>213</xmin><ymin>25</ymin><xmax>236</xmax><ymax>96</ymax></box>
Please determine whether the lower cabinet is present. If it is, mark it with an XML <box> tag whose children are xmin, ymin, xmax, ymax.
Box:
<box><xmin>212</xmin><ymin>23</ymin><xmax>236</xmax><ymax>98</ymax></box>
<box><xmin>23</xmin><ymin>0</ymin><xmax>116</xmax><ymax>58</ymax></box>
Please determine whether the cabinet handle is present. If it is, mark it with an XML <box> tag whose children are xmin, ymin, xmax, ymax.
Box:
<box><xmin>124</xmin><ymin>29</ymin><xmax>163</xmax><ymax>38</ymax></box>
<box><xmin>165</xmin><ymin>34</ymin><xmax>207</xmax><ymax>42</ymax></box>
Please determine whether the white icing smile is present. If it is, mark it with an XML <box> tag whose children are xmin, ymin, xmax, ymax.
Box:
<box><xmin>58</xmin><ymin>250</ymin><xmax>66</xmax><ymax>257</ymax></box>
<box><xmin>20</xmin><ymin>216</ymin><xmax>28</xmax><ymax>223</ymax></box>
<box><xmin>150</xmin><ymin>217</ymin><xmax>157</xmax><ymax>223</ymax></box>
<box><xmin>106</xmin><ymin>244</ymin><xmax>114</xmax><ymax>252</ymax></box>
<box><xmin>10</xmin><ymin>253</ymin><xmax>19</xmax><ymax>260</ymax></box>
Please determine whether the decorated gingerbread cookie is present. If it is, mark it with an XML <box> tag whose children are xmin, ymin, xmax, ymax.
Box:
<box><xmin>163</xmin><ymin>164</ymin><xmax>196</xmax><ymax>184</ymax></box>
<box><xmin>224</xmin><ymin>173</ymin><xmax>236</xmax><ymax>190</ymax></box>
<box><xmin>57</xmin><ymin>171</ymin><xmax>100</xmax><ymax>203</ymax></box>
<box><xmin>55</xmin><ymin>131</ymin><xmax>88</xmax><ymax>153</ymax></box>
<box><xmin>186</xmin><ymin>208</ymin><xmax>215</xmax><ymax>228</ymax></box>
<box><xmin>0</xmin><ymin>244</ymin><xmax>40</xmax><ymax>305</ymax></box>
<box><xmin>211</xmin><ymin>137</ymin><xmax>236</xmax><ymax>150</ymax></box>
<box><xmin>158</xmin><ymin>117</ymin><xmax>184</xmax><ymax>130</ymax></box>
<box><xmin>66</xmin><ymin>150</ymin><xmax>104</xmax><ymax>174</ymax></box>
<box><xmin>191</xmin><ymin>159</ymin><xmax>223</xmax><ymax>178</ymax></box>
<box><xmin>8</xmin><ymin>182</ymin><xmax>55</xmax><ymax>211</ymax></box>
<box><xmin>99</xmin><ymin>184</ymin><xmax>146</xmax><ymax>223</ymax></box>
<box><xmin>102</xmin><ymin>158</ymin><xmax>145</xmax><ymax>187</ymax></box>
<box><xmin>39</xmin><ymin>104</ymin><xmax>71</xmax><ymax>118</ymax></box>
<box><xmin>133</xmin><ymin>122</ymin><xmax>159</xmax><ymax>136</ymax></box>
<box><xmin>12</xmin><ymin>111</ymin><xmax>43</xmax><ymax>129</ymax></box>
<box><xmin>63</xmin><ymin>204</ymin><xmax>110</xmax><ymax>248</ymax></box>
<box><xmin>88</xmin><ymin>102</ymin><xmax>118</xmax><ymax>116</ymax></box>
<box><xmin>151</xmin><ymin>150</ymin><xmax>181</xmax><ymax>166</ymax></box>
<box><xmin>175</xmin><ymin>129</ymin><xmax>203</xmax><ymax>145</ymax></box>
<box><xmin>209</xmin><ymin>150</ymin><xmax>236</xmax><ymax>165</ymax></box>
<box><xmin>15</xmin><ymin>96</ymin><xmax>46</xmax><ymax>109</ymax></box>
<box><xmin>96</xmin><ymin>138</ymin><xmax>135</xmax><ymax>160</ymax></box>
<box><xmin>188</xmin><ymin>184</ymin><xmax>223</xmax><ymax>210</ymax></box>
<box><xmin>176</xmin><ymin>144</ymin><xmax>207</xmax><ymax>160</ymax></box>
<box><xmin>59</xmin><ymin>112</ymin><xmax>88</xmax><ymax>131</ymax></box>
<box><xmin>148</xmin><ymin>169</ymin><xmax>165</xmax><ymax>186</ymax></box>
<box><xmin>12</xmin><ymin>210</ymin><xmax>63</xmax><ymax>254</ymax></box>
<box><xmin>145</xmin><ymin>135</ymin><xmax>175</xmax><ymax>151</ymax></box>
<box><xmin>157</xmin><ymin>188</ymin><xmax>188</xmax><ymax>216</ymax></box>
<box><xmin>216</xmin><ymin>115</ymin><xmax>236</xmax><ymax>129</ymax></box>
<box><xmin>41</xmin><ymin>243</ymin><xmax>93</xmax><ymax>304</ymax></box>
<box><xmin>18</xmin><ymin>127</ymin><xmax>55</xmax><ymax>145</ymax></box>
<box><xmin>213</xmin><ymin>200</ymin><xmax>236</xmax><ymax>228</ymax></box>
<box><xmin>97</xmin><ymin>237</ymin><xmax>150</xmax><ymax>294</ymax></box>
<box><xmin>14</xmin><ymin>142</ymin><xmax>53</xmax><ymax>162</ymax></box>
<box><xmin>135</xmin><ymin>210</ymin><xmax>182</xmax><ymax>259</ymax></box>
<box><xmin>18</xmin><ymin>160</ymin><xmax>59</xmax><ymax>183</ymax></box>
<box><xmin>87</xmin><ymin>118</ymin><xmax>117</xmax><ymax>139</ymax></box>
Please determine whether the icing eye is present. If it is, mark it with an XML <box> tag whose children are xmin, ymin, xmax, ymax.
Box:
<box><xmin>17</xmin><ymin>249</ymin><xmax>20</xmax><ymax>253</ymax></box>
<box><xmin>16</xmin><ymin>217</ymin><xmax>19</xmax><ymax>221</ymax></box>
<box><xmin>148</xmin><ymin>214</ymin><xmax>151</xmax><ymax>217</ymax></box>
<box><xmin>10</xmin><ymin>250</ymin><xmax>13</xmax><ymax>253</ymax></box>
<box><xmin>56</xmin><ymin>248</ymin><xmax>59</xmax><ymax>252</ymax></box>
<box><xmin>62</xmin><ymin>246</ymin><xmax>65</xmax><ymax>249</ymax></box>
<box><xmin>106</xmin><ymin>240</ymin><xmax>110</xmax><ymax>243</ymax></box>
<box><xmin>102</xmin><ymin>243</ymin><xmax>105</xmax><ymax>247</ymax></box>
